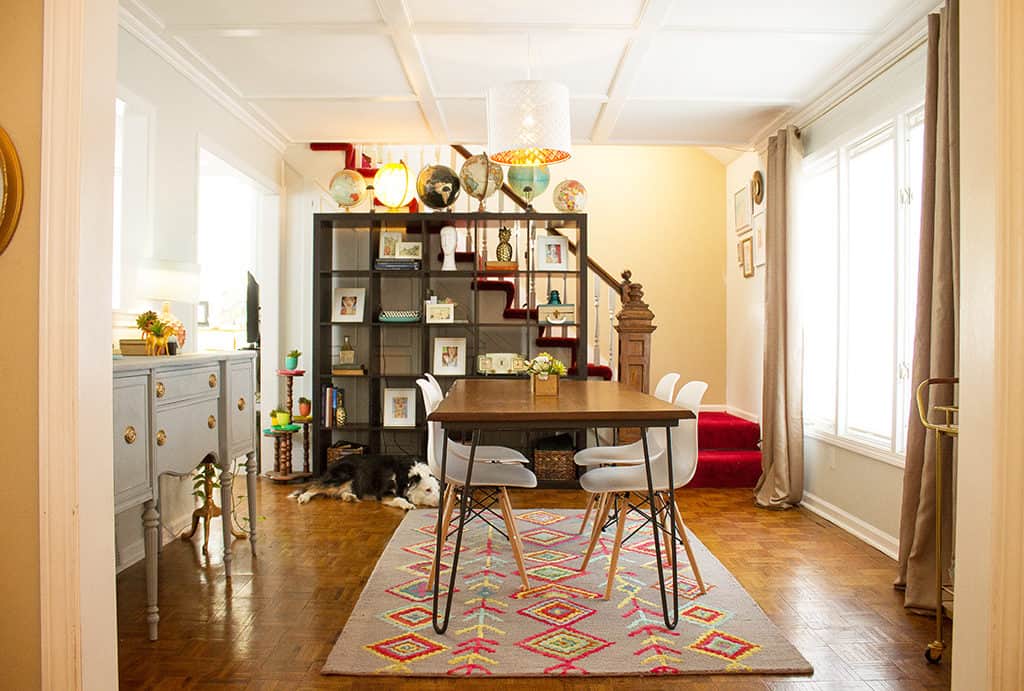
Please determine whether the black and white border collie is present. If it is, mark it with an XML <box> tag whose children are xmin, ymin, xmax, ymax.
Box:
<box><xmin>289</xmin><ymin>455</ymin><xmax>440</xmax><ymax>510</ymax></box>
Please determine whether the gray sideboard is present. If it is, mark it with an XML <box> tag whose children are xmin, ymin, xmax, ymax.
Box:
<box><xmin>113</xmin><ymin>351</ymin><xmax>258</xmax><ymax>640</ymax></box>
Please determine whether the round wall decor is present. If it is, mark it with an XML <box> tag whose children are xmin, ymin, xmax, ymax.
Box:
<box><xmin>0</xmin><ymin>126</ymin><xmax>24</xmax><ymax>256</ymax></box>
<box><xmin>750</xmin><ymin>170</ymin><xmax>764</xmax><ymax>206</ymax></box>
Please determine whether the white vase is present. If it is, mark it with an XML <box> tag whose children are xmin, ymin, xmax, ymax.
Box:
<box><xmin>440</xmin><ymin>225</ymin><xmax>457</xmax><ymax>271</ymax></box>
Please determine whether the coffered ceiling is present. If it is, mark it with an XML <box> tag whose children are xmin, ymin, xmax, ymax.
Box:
<box><xmin>121</xmin><ymin>0</ymin><xmax>936</xmax><ymax>149</ymax></box>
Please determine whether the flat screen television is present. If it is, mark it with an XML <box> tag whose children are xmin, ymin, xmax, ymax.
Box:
<box><xmin>246</xmin><ymin>272</ymin><xmax>259</xmax><ymax>346</ymax></box>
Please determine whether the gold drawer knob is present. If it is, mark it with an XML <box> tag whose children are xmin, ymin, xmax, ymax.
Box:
<box><xmin>156</xmin><ymin>382</ymin><xmax>165</xmax><ymax>398</ymax></box>
<box><xmin>209</xmin><ymin>373</ymin><xmax>217</xmax><ymax>388</ymax></box>
<box><xmin>124</xmin><ymin>426</ymin><xmax>137</xmax><ymax>444</ymax></box>
<box><xmin>208</xmin><ymin>415</ymin><xmax>217</xmax><ymax>429</ymax></box>
<box><xmin>156</xmin><ymin>429</ymin><xmax>167</xmax><ymax>446</ymax></box>
<box><xmin>237</xmin><ymin>397</ymin><xmax>246</xmax><ymax>411</ymax></box>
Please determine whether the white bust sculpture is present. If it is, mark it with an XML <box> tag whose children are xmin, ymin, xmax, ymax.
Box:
<box><xmin>440</xmin><ymin>225</ymin><xmax>457</xmax><ymax>271</ymax></box>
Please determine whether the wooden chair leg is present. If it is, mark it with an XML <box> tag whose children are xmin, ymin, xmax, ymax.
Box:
<box><xmin>604</xmin><ymin>494</ymin><xmax>628</xmax><ymax>600</ymax></box>
<box><xmin>499</xmin><ymin>488</ymin><xmax>530</xmax><ymax>590</ymax></box>
<box><xmin>578</xmin><ymin>492</ymin><xmax>598</xmax><ymax>535</ymax></box>
<box><xmin>656</xmin><ymin>493</ymin><xmax>675</xmax><ymax>570</ymax></box>
<box><xmin>428</xmin><ymin>484</ymin><xmax>458</xmax><ymax>588</ymax></box>
<box><xmin>672</xmin><ymin>494</ymin><xmax>706</xmax><ymax>594</ymax></box>
<box><xmin>580</xmin><ymin>492</ymin><xmax>611</xmax><ymax>572</ymax></box>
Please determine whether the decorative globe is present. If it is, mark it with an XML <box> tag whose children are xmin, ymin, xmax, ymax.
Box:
<box><xmin>416</xmin><ymin>164</ymin><xmax>461</xmax><ymax>210</ymax></box>
<box><xmin>507</xmin><ymin>165</ymin><xmax>550</xmax><ymax>206</ymax></box>
<box><xmin>459</xmin><ymin>154</ymin><xmax>503</xmax><ymax>210</ymax></box>
<box><xmin>374</xmin><ymin>162</ymin><xmax>415</xmax><ymax>210</ymax></box>
<box><xmin>552</xmin><ymin>179</ymin><xmax>587</xmax><ymax>212</ymax></box>
<box><xmin>328</xmin><ymin>169</ymin><xmax>367</xmax><ymax>209</ymax></box>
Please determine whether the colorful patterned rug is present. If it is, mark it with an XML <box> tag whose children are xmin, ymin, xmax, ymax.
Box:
<box><xmin>323</xmin><ymin>508</ymin><xmax>812</xmax><ymax>677</ymax></box>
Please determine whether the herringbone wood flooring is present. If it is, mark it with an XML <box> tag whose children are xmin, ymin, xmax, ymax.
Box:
<box><xmin>116</xmin><ymin>482</ymin><xmax>951</xmax><ymax>689</ymax></box>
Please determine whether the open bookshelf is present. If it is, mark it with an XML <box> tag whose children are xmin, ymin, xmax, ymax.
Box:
<box><xmin>311</xmin><ymin>211</ymin><xmax>589</xmax><ymax>484</ymax></box>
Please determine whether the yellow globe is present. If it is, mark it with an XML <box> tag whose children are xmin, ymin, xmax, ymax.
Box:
<box><xmin>374</xmin><ymin>162</ymin><xmax>415</xmax><ymax>210</ymax></box>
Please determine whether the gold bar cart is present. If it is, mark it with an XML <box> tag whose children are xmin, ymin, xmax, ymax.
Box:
<box><xmin>915</xmin><ymin>377</ymin><xmax>958</xmax><ymax>664</ymax></box>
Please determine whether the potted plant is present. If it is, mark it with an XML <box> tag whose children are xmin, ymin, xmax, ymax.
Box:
<box><xmin>148</xmin><ymin>319</ymin><xmax>169</xmax><ymax>356</ymax></box>
<box><xmin>298</xmin><ymin>396</ymin><xmax>311</xmax><ymax>417</ymax></box>
<box><xmin>526</xmin><ymin>352</ymin><xmax>567</xmax><ymax>397</ymax></box>
<box><xmin>271</xmin><ymin>408</ymin><xmax>290</xmax><ymax>427</ymax></box>
<box><xmin>285</xmin><ymin>349</ymin><xmax>301</xmax><ymax>370</ymax></box>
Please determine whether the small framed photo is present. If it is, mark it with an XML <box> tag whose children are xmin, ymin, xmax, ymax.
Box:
<box><xmin>383</xmin><ymin>388</ymin><xmax>416</xmax><ymax>427</ymax></box>
<box><xmin>734</xmin><ymin>185</ymin><xmax>752</xmax><ymax>233</ymax></box>
<box><xmin>396</xmin><ymin>241</ymin><xmax>422</xmax><ymax>260</ymax></box>
<box><xmin>536</xmin><ymin>235</ymin><xmax>569</xmax><ymax>271</ymax></box>
<box><xmin>752</xmin><ymin>212</ymin><xmax>766</xmax><ymax>267</ymax></box>
<box><xmin>424</xmin><ymin>301</ymin><xmax>454</xmax><ymax>323</ymax></box>
<box><xmin>740</xmin><ymin>234</ymin><xmax>755</xmax><ymax>278</ymax></box>
<box><xmin>333</xmin><ymin>287</ymin><xmax>366</xmax><ymax>322</ymax></box>
<box><xmin>379</xmin><ymin>231</ymin><xmax>403</xmax><ymax>258</ymax></box>
<box><xmin>433</xmin><ymin>337</ymin><xmax>466</xmax><ymax>376</ymax></box>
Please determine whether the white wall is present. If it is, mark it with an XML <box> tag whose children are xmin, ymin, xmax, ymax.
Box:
<box><xmin>114</xmin><ymin>26</ymin><xmax>283</xmax><ymax>569</ymax></box>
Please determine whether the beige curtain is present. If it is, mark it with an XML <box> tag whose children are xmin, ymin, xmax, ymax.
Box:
<box><xmin>896</xmin><ymin>2</ymin><xmax>959</xmax><ymax>612</ymax></box>
<box><xmin>755</xmin><ymin>125</ymin><xmax>804</xmax><ymax>509</ymax></box>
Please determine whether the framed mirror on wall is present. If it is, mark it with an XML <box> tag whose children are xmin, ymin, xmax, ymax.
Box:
<box><xmin>0</xmin><ymin>125</ymin><xmax>24</xmax><ymax>255</ymax></box>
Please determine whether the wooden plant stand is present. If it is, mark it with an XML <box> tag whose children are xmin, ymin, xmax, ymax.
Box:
<box><xmin>264</xmin><ymin>368</ymin><xmax>313</xmax><ymax>483</ymax></box>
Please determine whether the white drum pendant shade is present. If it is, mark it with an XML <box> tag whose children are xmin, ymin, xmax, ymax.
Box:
<box><xmin>487</xmin><ymin>80</ymin><xmax>572</xmax><ymax>166</ymax></box>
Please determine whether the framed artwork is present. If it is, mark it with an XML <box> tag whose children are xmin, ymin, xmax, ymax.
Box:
<box><xmin>536</xmin><ymin>235</ymin><xmax>569</xmax><ymax>271</ymax></box>
<box><xmin>383</xmin><ymin>388</ymin><xmax>416</xmax><ymax>427</ymax></box>
<box><xmin>736</xmin><ymin>237</ymin><xmax>744</xmax><ymax>266</ymax></box>
<box><xmin>396</xmin><ymin>241</ymin><xmax>422</xmax><ymax>259</ymax></box>
<box><xmin>752</xmin><ymin>212</ymin><xmax>766</xmax><ymax>267</ymax></box>
<box><xmin>333</xmin><ymin>287</ymin><xmax>366</xmax><ymax>322</ymax></box>
<box><xmin>734</xmin><ymin>185</ymin><xmax>752</xmax><ymax>233</ymax></box>
<box><xmin>433</xmin><ymin>337</ymin><xmax>466</xmax><ymax>375</ymax></box>
<box><xmin>424</xmin><ymin>302</ymin><xmax>455</xmax><ymax>323</ymax></box>
<box><xmin>740</xmin><ymin>235</ymin><xmax>755</xmax><ymax>278</ymax></box>
<box><xmin>379</xmin><ymin>231</ymin><xmax>402</xmax><ymax>258</ymax></box>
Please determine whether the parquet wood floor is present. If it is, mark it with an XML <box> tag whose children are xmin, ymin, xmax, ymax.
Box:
<box><xmin>116</xmin><ymin>482</ymin><xmax>951</xmax><ymax>690</ymax></box>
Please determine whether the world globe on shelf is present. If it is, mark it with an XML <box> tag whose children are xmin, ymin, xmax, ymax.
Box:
<box><xmin>328</xmin><ymin>169</ymin><xmax>368</xmax><ymax>209</ymax></box>
<box><xmin>507</xmin><ymin>165</ymin><xmax>550</xmax><ymax>207</ymax></box>
<box><xmin>416</xmin><ymin>164</ymin><xmax>461</xmax><ymax>210</ymax></box>
<box><xmin>552</xmin><ymin>179</ymin><xmax>587</xmax><ymax>212</ymax></box>
<box><xmin>459</xmin><ymin>154</ymin><xmax>503</xmax><ymax>210</ymax></box>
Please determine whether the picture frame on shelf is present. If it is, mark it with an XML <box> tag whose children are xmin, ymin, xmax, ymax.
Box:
<box><xmin>424</xmin><ymin>302</ymin><xmax>455</xmax><ymax>323</ymax></box>
<box><xmin>333</xmin><ymin>287</ymin><xmax>366</xmax><ymax>322</ymax></box>
<box><xmin>383</xmin><ymin>388</ymin><xmax>416</xmax><ymax>428</ymax></box>
<box><xmin>396</xmin><ymin>241</ymin><xmax>422</xmax><ymax>259</ymax></box>
<box><xmin>740</xmin><ymin>234</ymin><xmax>755</xmax><ymax>278</ymax></box>
<box><xmin>752</xmin><ymin>211</ymin><xmax>766</xmax><ymax>267</ymax></box>
<box><xmin>734</xmin><ymin>185</ymin><xmax>752</xmax><ymax>233</ymax></box>
<box><xmin>379</xmin><ymin>231</ymin><xmax>402</xmax><ymax>258</ymax></box>
<box><xmin>433</xmin><ymin>337</ymin><xmax>466</xmax><ymax>376</ymax></box>
<box><xmin>535</xmin><ymin>235</ymin><xmax>569</xmax><ymax>271</ymax></box>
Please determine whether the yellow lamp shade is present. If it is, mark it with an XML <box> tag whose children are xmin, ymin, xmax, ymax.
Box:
<box><xmin>373</xmin><ymin>161</ymin><xmax>415</xmax><ymax>210</ymax></box>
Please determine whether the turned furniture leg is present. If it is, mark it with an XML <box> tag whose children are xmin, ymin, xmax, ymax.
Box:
<box><xmin>672</xmin><ymin>495</ymin><xmax>706</xmax><ymax>594</ymax></box>
<box><xmin>273</xmin><ymin>435</ymin><xmax>282</xmax><ymax>474</ymax></box>
<box><xmin>219</xmin><ymin>463</ymin><xmax>234</xmax><ymax>578</ymax></box>
<box><xmin>142</xmin><ymin>499</ymin><xmax>160</xmax><ymax>641</ymax></box>
<box><xmin>246</xmin><ymin>451</ymin><xmax>258</xmax><ymax>556</ymax></box>
<box><xmin>302</xmin><ymin>422</ymin><xmax>310</xmax><ymax>473</ymax></box>
<box><xmin>578</xmin><ymin>492</ymin><xmax>598</xmax><ymax>535</ymax></box>
<box><xmin>605</xmin><ymin>493</ymin><xmax>628</xmax><ymax>600</ymax></box>
<box><xmin>499</xmin><ymin>488</ymin><xmax>531</xmax><ymax>590</ymax></box>
<box><xmin>580</xmin><ymin>492</ymin><xmax>612</xmax><ymax>572</ymax></box>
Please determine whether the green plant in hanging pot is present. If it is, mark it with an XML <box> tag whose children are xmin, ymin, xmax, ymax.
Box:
<box><xmin>285</xmin><ymin>349</ymin><xmax>301</xmax><ymax>370</ymax></box>
<box><xmin>298</xmin><ymin>396</ymin><xmax>311</xmax><ymax>417</ymax></box>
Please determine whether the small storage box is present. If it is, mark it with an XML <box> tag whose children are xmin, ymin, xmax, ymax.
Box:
<box><xmin>533</xmin><ymin>434</ymin><xmax>576</xmax><ymax>482</ymax></box>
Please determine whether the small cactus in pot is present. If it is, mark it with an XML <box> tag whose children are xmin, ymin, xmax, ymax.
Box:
<box><xmin>299</xmin><ymin>397</ymin><xmax>311</xmax><ymax>417</ymax></box>
<box><xmin>285</xmin><ymin>349</ymin><xmax>301</xmax><ymax>370</ymax></box>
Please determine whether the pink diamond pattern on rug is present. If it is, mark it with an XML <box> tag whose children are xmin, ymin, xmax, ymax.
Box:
<box><xmin>688</xmin><ymin>630</ymin><xmax>760</xmax><ymax>662</ymax></box>
<box><xmin>380</xmin><ymin>605</ymin><xmax>434</xmax><ymax>630</ymax></box>
<box><xmin>517</xmin><ymin>627</ymin><xmax>613</xmax><ymax>662</ymax></box>
<box><xmin>403</xmin><ymin>538</ymin><xmax>461</xmax><ymax>559</ymax></box>
<box><xmin>517</xmin><ymin>510</ymin><xmax>567</xmax><ymax>526</ymax></box>
<box><xmin>520</xmin><ymin>528</ymin><xmax>575</xmax><ymax>547</ymax></box>
<box><xmin>400</xmin><ymin>560</ymin><xmax>450</xmax><ymax>578</ymax></box>
<box><xmin>367</xmin><ymin>632</ymin><xmax>447</xmax><ymax>663</ymax></box>
<box><xmin>518</xmin><ymin>597</ymin><xmax>596</xmax><ymax>627</ymax></box>
<box><xmin>525</xmin><ymin>549</ymin><xmax>575</xmax><ymax>565</ymax></box>
<box><xmin>678</xmin><ymin>604</ymin><xmax>730</xmax><ymax>628</ymax></box>
<box><xmin>525</xmin><ymin>564</ymin><xmax>583</xmax><ymax>583</ymax></box>
<box><xmin>509</xmin><ymin>582</ymin><xmax>603</xmax><ymax>600</ymax></box>
<box><xmin>651</xmin><ymin>575</ymin><xmax>712</xmax><ymax>600</ymax></box>
<box><xmin>386</xmin><ymin>577</ymin><xmax>453</xmax><ymax>603</ymax></box>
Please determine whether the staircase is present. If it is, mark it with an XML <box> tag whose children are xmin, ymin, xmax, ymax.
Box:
<box><xmin>693</xmin><ymin>412</ymin><xmax>763</xmax><ymax>488</ymax></box>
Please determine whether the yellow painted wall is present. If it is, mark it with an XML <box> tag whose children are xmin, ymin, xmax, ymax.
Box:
<box><xmin>0</xmin><ymin>0</ymin><xmax>42</xmax><ymax>687</ymax></box>
<box><xmin>532</xmin><ymin>146</ymin><xmax>727</xmax><ymax>403</ymax></box>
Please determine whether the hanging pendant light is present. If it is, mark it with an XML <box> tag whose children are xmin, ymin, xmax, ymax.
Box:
<box><xmin>487</xmin><ymin>80</ymin><xmax>572</xmax><ymax>166</ymax></box>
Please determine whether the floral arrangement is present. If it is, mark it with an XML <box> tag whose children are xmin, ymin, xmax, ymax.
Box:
<box><xmin>525</xmin><ymin>352</ymin><xmax>567</xmax><ymax>379</ymax></box>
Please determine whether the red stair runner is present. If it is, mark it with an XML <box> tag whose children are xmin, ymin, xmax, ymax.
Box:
<box><xmin>692</xmin><ymin>412</ymin><xmax>762</xmax><ymax>489</ymax></box>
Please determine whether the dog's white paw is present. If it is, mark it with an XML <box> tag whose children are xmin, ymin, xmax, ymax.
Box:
<box><xmin>341</xmin><ymin>491</ymin><xmax>359</xmax><ymax>503</ymax></box>
<box><xmin>296</xmin><ymin>490</ymin><xmax>315</xmax><ymax>504</ymax></box>
<box><xmin>383</xmin><ymin>496</ymin><xmax>416</xmax><ymax>511</ymax></box>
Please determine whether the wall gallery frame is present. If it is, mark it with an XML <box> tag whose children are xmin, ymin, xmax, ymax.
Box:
<box><xmin>383</xmin><ymin>388</ymin><xmax>416</xmax><ymax>427</ymax></box>
<box><xmin>752</xmin><ymin>211</ymin><xmax>766</xmax><ymax>267</ymax></box>
<box><xmin>333</xmin><ymin>287</ymin><xmax>366</xmax><ymax>322</ymax></box>
<box><xmin>740</xmin><ymin>234</ymin><xmax>755</xmax><ymax>278</ymax></box>
<box><xmin>433</xmin><ymin>337</ymin><xmax>466</xmax><ymax>375</ymax></box>
<box><xmin>734</xmin><ymin>185</ymin><xmax>752</xmax><ymax>233</ymax></box>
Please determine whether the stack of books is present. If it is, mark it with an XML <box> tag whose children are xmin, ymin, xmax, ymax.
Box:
<box><xmin>374</xmin><ymin>257</ymin><xmax>421</xmax><ymax>271</ymax></box>
<box><xmin>322</xmin><ymin>386</ymin><xmax>347</xmax><ymax>428</ymax></box>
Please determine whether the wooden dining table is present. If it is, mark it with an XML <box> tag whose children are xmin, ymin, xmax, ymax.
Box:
<box><xmin>426</xmin><ymin>378</ymin><xmax>695</xmax><ymax>634</ymax></box>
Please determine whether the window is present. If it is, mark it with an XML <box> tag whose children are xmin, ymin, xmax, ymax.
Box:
<box><xmin>111</xmin><ymin>90</ymin><xmax>152</xmax><ymax>312</ymax></box>
<box><xmin>800</xmin><ymin>105</ymin><xmax>925</xmax><ymax>460</ymax></box>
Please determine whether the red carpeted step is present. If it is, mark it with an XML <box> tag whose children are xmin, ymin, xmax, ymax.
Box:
<box><xmin>698</xmin><ymin>412</ymin><xmax>761</xmax><ymax>450</ymax></box>
<box><xmin>567</xmin><ymin>363</ymin><xmax>614</xmax><ymax>380</ymax></box>
<box><xmin>689</xmin><ymin>450</ymin><xmax>763</xmax><ymax>489</ymax></box>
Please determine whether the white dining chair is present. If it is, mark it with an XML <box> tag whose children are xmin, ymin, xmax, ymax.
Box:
<box><xmin>576</xmin><ymin>380</ymin><xmax>708</xmax><ymax>599</ymax></box>
<box><xmin>416</xmin><ymin>379</ymin><xmax>537</xmax><ymax>590</ymax></box>
<box><xmin>574</xmin><ymin>372</ymin><xmax>681</xmax><ymax>534</ymax></box>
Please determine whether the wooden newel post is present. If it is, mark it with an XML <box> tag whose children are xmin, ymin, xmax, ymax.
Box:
<box><xmin>615</xmin><ymin>270</ymin><xmax>656</xmax><ymax>394</ymax></box>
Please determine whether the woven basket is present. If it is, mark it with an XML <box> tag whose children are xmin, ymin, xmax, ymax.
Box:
<box><xmin>534</xmin><ymin>449</ymin><xmax>576</xmax><ymax>481</ymax></box>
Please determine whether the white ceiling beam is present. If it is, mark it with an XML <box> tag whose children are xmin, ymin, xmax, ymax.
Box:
<box><xmin>590</xmin><ymin>0</ymin><xmax>675</xmax><ymax>143</ymax></box>
<box><xmin>164</xmin><ymin>23</ymin><xmax>390</xmax><ymax>36</ymax></box>
<box><xmin>376</xmin><ymin>0</ymin><xmax>448</xmax><ymax>144</ymax></box>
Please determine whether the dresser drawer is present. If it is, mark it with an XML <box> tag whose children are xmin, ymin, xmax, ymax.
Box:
<box><xmin>227</xmin><ymin>360</ymin><xmax>255</xmax><ymax>455</ymax></box>
<box><xmin>153</xmin><ymin>365</ymin><xmax>221</xmax><ymax>405</ymax></box>
<box><xmin>154</xmin><ymin>397</ymin><xmax>220</xmax><ymax>476</ymax></box>
<box><xmin>113</xmin><ymin>375</ymin><xmax>151</xmax><ymax>511</ymax></box>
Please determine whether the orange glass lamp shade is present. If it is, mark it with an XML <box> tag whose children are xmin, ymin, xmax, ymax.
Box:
<box><xmin>373</xmin><ymin>161</ymin><xmax>416</xmax><ymax>210</ymax></box>
<box><xmin>487</xmin><ymin>80</ymin><xmax>572</xmax><ymax>166</ymax></box>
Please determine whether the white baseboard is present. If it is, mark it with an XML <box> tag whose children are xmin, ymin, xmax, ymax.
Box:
<box><xmin>800</xmin><ymin>491</ymin><xmax>899</xmax><ymax>560</ymax></box>
<box><xmin>701</xmin><ymin>404</ymin><xmax>727</xmax><ymax>412</ymax></box>
<box><xmin>116</xmin><ymin>510</ymin><xmax>194</xmax><ymax>573</ymax></box>
<box><xmin>725</xmin><ymin>406</ymin><xmax>760</xmax><ymax>423</ymax></box>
